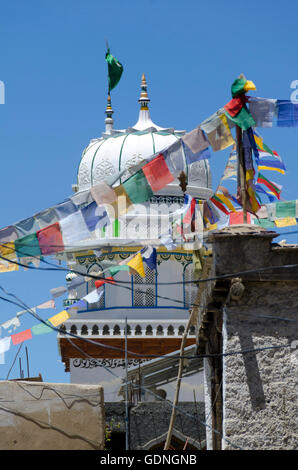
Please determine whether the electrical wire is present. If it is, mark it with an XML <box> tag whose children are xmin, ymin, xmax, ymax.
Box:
<box><xmin>0</xmin><ymin>288</ymin><xmax>292</xmax><ymax>362</ymax></box>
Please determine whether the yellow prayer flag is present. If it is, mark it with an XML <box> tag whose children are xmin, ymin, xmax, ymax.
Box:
<box><xmin>206</xmin><ymin>113</ymin><xmax>235</xmax><ymax>151</ymax></box>
<box><xmin>48</xmin><ymin>310</ymin><xmax>70</xmax><ymax>327</ymax></box>
<box><xmin>127</xmin><ymin>252</ymin><xmax>145</xmax><ymax>278</ymax></box>
<box><xmin>253</xmin><ymin>134</ymin><xmax>263</xmax><ymax>150</ymax></box>
<box><xmin>274</xmin><ymin>217</ymin><xmax>297</xmax><ymax>228</ymax></box>
<box><xmin>215</xmin><ymin>193</ymin><xmax>236</xmax><ymax>212</ymax></box>
<box><xmin>0</xmin><ymin>242</ymin><xmax>19</xmax><ymax>272</ymax></box>
<box><xmin>243</xmin><ymin>80</ymin><xmax>256</xmax><ymax>93</ymax></box>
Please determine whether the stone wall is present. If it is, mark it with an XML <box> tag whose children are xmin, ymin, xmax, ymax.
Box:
<box><xmin>105</xmin><ymin>402</ymin><xmax>206</xmax><ymax>450</ymax></box>
<box><xmin>222</xmin><ymin>281</ymin><xmax>297</xmax><ymax>450</ymax></box>
<box><xmin>203</xmin><ymin>226</ymin><xmax>298</xmax><ymax>450</ymax></box>
<box><xmin>0</xmin><ymin>381</ymin><xmax>105</xmax><ymax>450</ymax></box>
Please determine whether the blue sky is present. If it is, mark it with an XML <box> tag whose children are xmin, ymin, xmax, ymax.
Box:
<box><xmin>0</xmin><ymin>0</ymin><xmax>297</xmax><ymax>382</ymax></box>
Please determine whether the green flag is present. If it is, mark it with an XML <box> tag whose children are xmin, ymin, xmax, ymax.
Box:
<box><xmin>105</xmin><ymin>49</ymin><xmax>123</xmax><ymax>92</ymax></box>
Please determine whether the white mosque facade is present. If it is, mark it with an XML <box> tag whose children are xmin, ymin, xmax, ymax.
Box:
<box><xmin>56</xmin><ymin>76</ymin><xmax>213</xmax><ymax>402</ymax></box>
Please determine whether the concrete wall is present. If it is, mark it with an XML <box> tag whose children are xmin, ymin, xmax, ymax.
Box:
<box><xmin>0</xmin><ymin>381</ymin><xmax>105</xmax><ymax>450</ymax></box>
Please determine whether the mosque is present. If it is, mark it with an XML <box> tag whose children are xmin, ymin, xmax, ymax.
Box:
<box><xmin>56</xmin><ymin>75</ymin><xmax>213</xmax><ymax>402</ymax></box>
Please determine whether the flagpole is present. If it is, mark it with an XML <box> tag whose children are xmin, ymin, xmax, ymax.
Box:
<box><xmin>236</xmin><ymin>124</ymin><xmax>248</xmax><ymax>223</ymax></box>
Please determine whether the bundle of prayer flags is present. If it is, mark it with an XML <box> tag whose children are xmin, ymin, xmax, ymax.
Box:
<box><xmin>182</xmin><ymin>127</ymin><xmax>209</xmax><ymax>154</ymax></box>
<box><xmin>223</xmin><ymin>77</ymin><xmax>256</xmax><ymax>130</ymax></box>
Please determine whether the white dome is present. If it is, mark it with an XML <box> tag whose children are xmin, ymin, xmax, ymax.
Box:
<box><xmin>76</xmin><ymin>76</ymin><xmax>212</xmax><ymax>199</ymax></box>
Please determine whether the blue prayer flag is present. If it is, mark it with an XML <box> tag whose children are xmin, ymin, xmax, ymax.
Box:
<box><xmin>277</xmin><ymin>100</ymin><xmax>298</xmax><ymax>127</ymax></box>
<box><xmin>81</xmin><ymin>201</ymin><xmax>109</xmax><ymax>232</ymax></box>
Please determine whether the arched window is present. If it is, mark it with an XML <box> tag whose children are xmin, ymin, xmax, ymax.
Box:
<box><xmin>135</xmin><ymin>325</ymin><xmax>142</xmax><ymax>335</ymax></box>
<box><xmin>92</xmin><ymin>325</ymin><xmax>99</xmax><ymax>335</ymax></box>
<box><xmin>81</xmin><ymin>325</ymin><xmax>88</xmax><ymax>335</ymax></box>
<box><xmin>113</xmin><ymin>325</ymin><xmax>121</xmax><ymax>335</ymax></box>
<box><xmin>145</xmin><ymin>325</ymin><xmax>153</xmax><ymax>336</ymax></box>
<box><xmin>70</xmin><ymin>325</ymin><xmax>77</xmax><ymax>335</ymax></box>
<box><xmin>102</xmin><ymin>325</ymin><xmax>110</xmax><ymax>335</ymax></box>
<box><xmin>167</xmin><ymin>325</ymin><xmax>174</xmax><ymax>336</ymax></box>
<box><xmin>156</xmin><ymin>325</ymin><xmax>164</xmax><ymax>336</ymax></box>
<box><xmin>183</xmin><ymin>262</ymin><xmax>197</xmax><ymax>309</ymax></box>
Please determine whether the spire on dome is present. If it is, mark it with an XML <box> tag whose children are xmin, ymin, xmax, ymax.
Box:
<box><xmin>138</xmin><ymin>73</ymin><xmax>150</xmax><ymax>110</ymax></box>
<box><xmin>104</xmin><ymin>93</ymin><xmax>114</xmax><ymax>134</ymax></box>
<box><xmin>133</xmin><ymin>74</ymin><xmax>161</xmax><ymax>130</ymax></box>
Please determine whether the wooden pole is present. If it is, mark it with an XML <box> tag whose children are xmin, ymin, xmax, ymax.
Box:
<box><xmin>164</xmin><ymin>311</ymin><xmax>194</xmax><ymax>450</ymax></box>
<box><xmin>124</xmin><ymin>317</ymin><xmax>129</xmax><ymax>451</ymax></box>
<box><xmin>236</xmin><ymin>125</ymin><xmax>247</xmax><ymax>223</ymax></box>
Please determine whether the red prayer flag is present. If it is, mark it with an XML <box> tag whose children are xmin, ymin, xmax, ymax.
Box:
<box><xmin>36</xmin><ymin>222</ymin><xmax>64</xmax><ymax>255</ymax></box>
<box><xmin>95</xmin><ymin>276</ymin><xmax>115</xmax><ymax>289</ymax></box>
<box><xmin>224</xmin><ymin>95</ymin><xmax>248</xmax><ymax>117</ymax></box>
<box><xmin>11</xmin><ymin>328</ymin><xmax>32</xmax><ymax>345</ymax></box>
<box><xmin>229</xmin><ymin>211</ymin><xmax>251</xmax><ymax>225</ymax></box>
<box><xmin>142</xmin><ymin>154</ymin><xmax>174</xmax><ymax>192</ymax></box>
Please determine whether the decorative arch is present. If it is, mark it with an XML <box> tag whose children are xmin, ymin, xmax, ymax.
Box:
<box><xmin>140</xmin><ymin>428</ymin><xmax>205</xmax><ymax>451</ymax></box>
<box><xmin>183</xmin><ymin>261</ymin><xmax>197</xmax><ymax>309</ymax></box>
<box><xmin>86</xmin><ymin>262</ymin><xmax>105</xmax><ymax>310</ymax></box>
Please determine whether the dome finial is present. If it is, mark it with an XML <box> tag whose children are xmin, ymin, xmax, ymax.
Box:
<box><xmin>104</xmin><ymin>93</ymin><xmax>114</xmax><ymax>134</ymax></box>
<box><xmin>139</xmin><ymin>73</ymin><xmax>150</xmax><ymax>110</ymax></box>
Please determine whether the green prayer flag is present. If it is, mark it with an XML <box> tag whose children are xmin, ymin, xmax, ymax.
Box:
<box><xmin>231</xmin><ymin>78</ymin><xmax>247</xmax><ymax>97</ymax></box>
<box><xmin>224</xmin><ymin>107</ymin><xmax>255</xmax><ymax>131</ymax></box>
<box><xmin>15</xmin><ymin>233</ymin><xmax>41</xmax><ymax>258</ymax></box>
<box><xmin>275</xmin><ymin>200</ymin><xmax>296</xmax><ymax>219</ymax></box>
<box><xmin>253</xmin><ymin>218</ymin><xmax>275</xmax><ymax>228</ymax></box>
<box><xmin>109</xmin><ymin>265</ymin><xmax>130</xmax><ymax>276</ymax></box>
<box><xmin>105</xmin><ymin>49</ymin><xmax>123</xmax><ymax>92</ymax></box>
<box><xmin>122</xmin><ymin>170</ymin><xmax>154</xmax><ymax>204</ymax></box>
<box><xmin>31</xmin><ymin>320</ymin><xmax>53</xmax><ymax>335</ymax></box>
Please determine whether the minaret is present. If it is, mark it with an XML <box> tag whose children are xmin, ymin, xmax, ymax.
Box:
<box><xmin>104</xmin><ymin>94</ymin><xmax>114</xmax><ymax>134</ymax></box>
